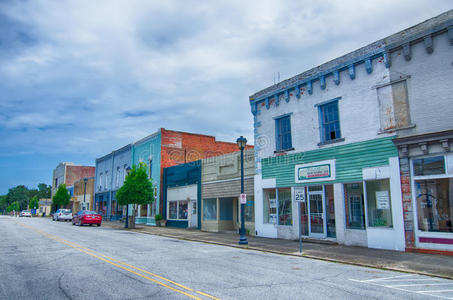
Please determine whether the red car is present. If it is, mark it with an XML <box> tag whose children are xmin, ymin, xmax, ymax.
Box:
<box><xmin>72</xmin><ymin>210</ymin><xmax>102</xmax><ymax>226</ymax></box>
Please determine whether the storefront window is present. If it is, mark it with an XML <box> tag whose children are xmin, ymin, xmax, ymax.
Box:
<box><xmin>245</xmin><ymin>196</ymin><xmax>254</xmax><ymax>222</ymax></box>
<box><xmin>344</xmin><ymin>183</ymin><xmax>365</xmax><ymax>229</ymax></box>
<box><xmin>413</xmin><ymin>156</ymin><xmax>445</xmax><ymax>176</ymax></box>
<box><xmin>203</xmin><ymin>198</ymin><xmax>216</xmax><ymax>220</ymax></box>
<box><xmin>415</xmin><ymin>178</ymin><xmax>453</xmax><ymax>232</ymax></box>
<box><xmin>366</xmin><ymin>179</ymin><xmax>393</xmax><ymax>227</ymax></box>
<box><xmin>278</xmin><ymin>188</ymin><xmax>292</xmax><ymax>226</ymax></box>
<box><xmin>219</xmin><ymin>197</ymin><xmax>233</xmax><ymax>220</ymax></box>
<box><xmin>169</xmin><ymin>201</ymin><xmax>177</xmax><ymax>219</ymax></box>
<box><xmin>178</xmin><ymin>200</ymin><xmax>188</xmax><ymax>219</ymax></box>
<box><xmin>263</xmin><ymin>189</ymin><xmax>277</xmax><ymax>224</ymax></box>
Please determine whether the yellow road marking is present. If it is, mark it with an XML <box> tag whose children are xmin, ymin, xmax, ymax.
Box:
<box><xmin>16</xmin><ymin>221</ymin><xmax>220</xmax><ymax>300</ymax></box>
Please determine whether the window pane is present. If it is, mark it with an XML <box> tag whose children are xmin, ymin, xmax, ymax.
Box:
<box><xmin>415</xmin><ymin>179</ymin><xmax>453</xmax><ymax>232</ymax></box>
<box><xmin>219</xmin><ymin>197</ymin><xmax>233</xmax><ymax>220</ymax></box>
<box><xmin>278</xmin><ymin>188</ymin><xmax>292</xmax><ymax>225</ymax></box>
<box><xmin>366</xmin><ymin>179</ymin><xmax>393</xmax><ymax>227</ymax></box>
<box><xmin>263</xmin><ymin>189</ymin><xmax>277</xmax><ymax>224</ymax></box>
<box><xmin>245</xmin><ymin>196</ymin><xmax>254</xmax><ymax>222</ymax></box>
<box><xmin>275</xmin><ymin>116</ymin><xmax>291</xmax><ymax>150</ymax></box>
<box><xmin>203</xmin><ymin>198</ymin><xmax>217</xmax><ymax>220</ymax></box>
<box><xmin>169</xmin><ymin>201</ymin><xmax>177</xmax><ymax>219</ymax></box>
<box><xmin>344</xmin><ymin>183</ymin><xmax>365</xmax><ymax>229</ymax></box>
<box><xmin>413</xmin><ymin>156</ymin><xmax>445</xmax><ymax>176</ymax></box>
<box><xmin>178</xmin><ymin>201</ymin><xmax>188</xmax><ymax>219</ymax></box>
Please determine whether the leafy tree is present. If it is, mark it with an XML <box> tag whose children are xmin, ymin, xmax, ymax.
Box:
<box><xmin>52</xmin><ymin>184</ymin><xmax>70</xmax><ymax>211</ymax></box>
<box><xmin>116</xmin><ymin>163</ymin><xmax>154</xmax><ymax>228</ymax></box>
<box><xmin>0</xmin><ymin>195</ymin><xmax>7</xmax><ymax>214</ymax></box>
<box><xmin>6</xmin><ymin>185</ymin><xmax>29</xmax><ymax>211</ymax></box>
<box><xmin>7</xmin><ymin>201</ymin><xmax>20</xmax><ymax>213</ymax></box>
<box><xmin>29</xmin><ymin>195</ymin><xmax>39</xmax><ymax>211</ymax></box>
<box><xmin>37</xmin><ymin>183</ymin><xmax>51</xmax><ymax>199</ymax></box>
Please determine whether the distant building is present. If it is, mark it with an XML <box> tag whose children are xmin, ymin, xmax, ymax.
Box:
<box><xmin>72</xmin><ymin>177</ymin><xmax>95</xmax><ymax>214</ymax></box>
<box><xmin>51</xmin><ymin>162</ymin><xmax>95</xmax><ymax>198</ymax></box>
<box><xmin>249</xmin><ymin>10</ymin><xmax>453</xmax><ymax>251</ymax></box>
<box><xmin>38</xmin><ymin>198</ymin><xmax>52</xmax><ymax>217</ymax></box>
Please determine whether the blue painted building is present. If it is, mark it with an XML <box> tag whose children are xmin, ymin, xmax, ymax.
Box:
<box><xmin>162</xmin><ymin>161</ymin><xmax>202</xmax><ymax>229</ymax></box>
<box><xmin>94</xmin><ymin>144</ymin><xmax>132</xmax><ymax>220</ymax></box>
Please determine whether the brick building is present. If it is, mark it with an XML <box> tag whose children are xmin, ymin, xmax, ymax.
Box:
<box><xmin>51</xmin><ymin>162</ymin><xmax>95</xmax><ymax>198</ymax></box>
<box><xmin>72</xmin><ymin>177</ymin><xmax>95</xmax><ymax>214</ymax></box>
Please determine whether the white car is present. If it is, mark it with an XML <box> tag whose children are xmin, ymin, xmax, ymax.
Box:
<box><xmin>53</xmin><ymin>209</ymin><xmax>72</xmax><ymax>221</ymax></box>
<box><xmin>20</xmin><ymin>210</ymin><xmax>32</xmax><ymax>217</ymax></box>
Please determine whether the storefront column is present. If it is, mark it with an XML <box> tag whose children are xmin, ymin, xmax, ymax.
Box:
<box><xmin>333</xmin><ymin>183</ymin><xmax>345</xmax><ymax>244</ymax></box>
<box><xmin>399</xmin><ymin>157</ymin><xmax>416</xmax><ymax>248</ymax></box>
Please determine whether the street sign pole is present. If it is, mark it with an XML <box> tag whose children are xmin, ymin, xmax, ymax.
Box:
<box><xmin>299</xmin><ymin>201</ymin><xmax>302</xmax><ymax>254</ymax></box>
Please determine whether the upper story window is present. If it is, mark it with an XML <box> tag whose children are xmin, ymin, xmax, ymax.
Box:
<box><xmin>116</xmin><ymin>167</ymin><xmax>120</xmax><ymax>187</ymax></box>
<box><xmin>376</xmin><ymin>79</ymin><xmax>411</xmax><ymax>132</ymax></box>
<box><xmin>99</xmin><ymin>173</ymin><xmax>103</xmax><ymax>190</ymax></box>
<box><xmin>148</xmin><ymin>158</ymin><xmax>153</xmax><ymax>179</ymax></box>
<box><xmin>275</xmin><ymin>115</ymin><xmax>292</xmax><ymax>151</ymax></box>
<box><xmin>318</xmin><ymin>100</ymin><xmax>341</xmax><ymax>143</ymax></box>
<box><xmin>104</xmin><ymin>171</ymin><xmax>109</xmax><ymax>190</ymax></box>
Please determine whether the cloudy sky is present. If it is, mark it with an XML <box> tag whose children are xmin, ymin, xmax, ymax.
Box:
<box><xmin>1</xmin><ymin>0</ymin><xmax>452</xmax><ymax>194</ymax></box>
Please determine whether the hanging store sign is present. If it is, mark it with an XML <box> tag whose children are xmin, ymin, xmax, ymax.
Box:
<box><xmin>295</xmin><ymin>160</ymin><xmax>336</xmax><ymax>183</ymax></box>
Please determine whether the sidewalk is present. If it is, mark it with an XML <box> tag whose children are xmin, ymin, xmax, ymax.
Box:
<box><xmin>102</xmin><ymin>221</ymin><xmax>453</xmax><ymax>279</ymax></box>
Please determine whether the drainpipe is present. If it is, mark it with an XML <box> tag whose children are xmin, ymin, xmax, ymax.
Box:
<box><xmin>109</xmin><ymin>150</ymin><xmax>115</xmax><ymax>221</ymax></box>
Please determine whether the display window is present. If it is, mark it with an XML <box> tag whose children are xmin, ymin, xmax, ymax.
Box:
<box><xmin>245</xmin><ymin>196</ymin><xmax>254</xmax><ymax>222</ymax></box>
<box><xmin>263</xmin><ymin>189</ymin><xmax>277</xmax><ymax>224</ymax></box>
<box><xmin>168</xmin><ymin>200</ymin><xmax>188</xmax><ymax>220</ymax></box>
<box><xmin>203</xmin><ymin>198</ymin><xmax>216</xmax><ymax>220</ymax></box>
<box><xmin>344</xmin><ymin>183</ymin><xmax>365</xmax><ymax>229</ymax></box>
<box><xmin>366</xmin><ymin>179</ymin><xmax>393</xmax><ymax>228</ymax></box>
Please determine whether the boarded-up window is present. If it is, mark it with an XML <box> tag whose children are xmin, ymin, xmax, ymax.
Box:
<box><xmin>377</xmin><ymin>80</ymin><xmax>410</xmax><ymax>131</ymax></box>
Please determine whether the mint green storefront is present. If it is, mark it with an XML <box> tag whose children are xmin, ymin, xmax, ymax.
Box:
<box><xmin>256</xmin><ymin>137</ymin><xmax>406</xmax><ymax>251</ymax></box>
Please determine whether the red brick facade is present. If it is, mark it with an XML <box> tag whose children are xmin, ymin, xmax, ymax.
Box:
<box><xmin>158</xmin><ymin>128</ymin><xmax>253</xmax><ymax>213</ymax></box>
<box><xmin>65</xmin><ymin>166</ymin><xmax>96</xmax><ymax>187</ymax></box>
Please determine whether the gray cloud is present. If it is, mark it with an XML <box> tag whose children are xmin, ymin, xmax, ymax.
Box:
<box><xmin>0</xmin><ymin>0</ymin><xmax>452</xmax><ymax>163</ymax></box>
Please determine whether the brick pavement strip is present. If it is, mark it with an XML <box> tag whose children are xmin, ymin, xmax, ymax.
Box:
<box><xmin>102</xmin><ymin>221</ymin><xmax>453</xmax><ymax>280</ymax></box>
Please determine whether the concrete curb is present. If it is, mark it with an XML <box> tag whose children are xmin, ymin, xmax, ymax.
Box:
<box><xmin>103</xmin><ymin>224</ymin><xmax>453</xmax><ymax>280</ymax></box>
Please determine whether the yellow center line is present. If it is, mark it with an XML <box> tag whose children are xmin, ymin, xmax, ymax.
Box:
<box><xmin>16</xmin><ymin>221</ymin><xmax>220</xmax><ymax>300</ymax></box>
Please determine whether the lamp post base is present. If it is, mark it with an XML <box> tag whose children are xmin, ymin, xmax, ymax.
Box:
<box><xmin>239</xmin><ymin>234</ymin><xmax>248</xmax><ymax>245</ymax></box>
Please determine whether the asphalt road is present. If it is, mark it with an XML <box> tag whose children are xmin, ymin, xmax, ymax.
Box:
<box><xmin>1</xmin><ymin>216</ymin><xmax>453</xmax><ymax>300</ymax></box>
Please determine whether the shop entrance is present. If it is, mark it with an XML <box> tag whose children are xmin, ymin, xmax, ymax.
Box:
<box><xmin>308</xmin><ymin>186</ymin><xmax>326</xmax><ymax>238</ymax></box>
<box><xmin>301</xmin><ymin>185</ymin><xmax>336</xmax><ymax>239</ymax></box>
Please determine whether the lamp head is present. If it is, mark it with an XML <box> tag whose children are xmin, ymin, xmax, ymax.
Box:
<box><xmin>236</xmin><ymin>136</ymin><xmax>247</xmax><ymax>150</ymax></box>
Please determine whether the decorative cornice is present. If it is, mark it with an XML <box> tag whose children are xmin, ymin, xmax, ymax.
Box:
<box><xmin>249</xmin><ymin>10</ymin><xmax>453</xmax><ymax>110</ymax></box>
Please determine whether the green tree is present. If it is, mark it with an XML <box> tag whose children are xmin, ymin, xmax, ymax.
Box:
<box><xmin>52</xmin><ymin>184</ymin><xmax>70</xmax><ymax>211</ymax></box>
<box><xmin>37</xmin><ymin>183</ymin><xmax>51</xmax><ymax>199</ymax></box>
<box><xmin>6</xmin><ymin>185</ymin><xmax>30</xmax><ymax>211</ymax></box>
<box><xmin>0</xmin><ymin>195</ymin><xmax>7</xmax><ymax>214</ymax></box>
<box><xmin>7</xmin><ymin>201</ymin><xmax>20</xmax><ymax>213</ymax></box>
<box><xmin>116</xmin><ymin>163</ymin><xmax>154</xmax><ymax>228</ymax></box>
<box><xmin>29</xmin><ymin>195</ymin><xmax>39</xmax><ymax>213</ymax></box>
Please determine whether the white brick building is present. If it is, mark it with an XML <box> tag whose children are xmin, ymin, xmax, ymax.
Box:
<box><xmin>249</xmin><ymin>10</ymin><xmax>453</xmax><ymax>251</ymax></box>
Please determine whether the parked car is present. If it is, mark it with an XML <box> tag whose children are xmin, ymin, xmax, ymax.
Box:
<box><xmin>53</xmin><ymin>209</ymin><xmax>72</xmax><ymax>221</ymax></box>
<box><xmin>72</xmin><ymin>210</ymin><xmax>102</xmax><ymax>227</ymax></box>
<box><xmin>19</xmin><ymin>210</ymin><xmax>32</xmax><ymax>217</ymax></box>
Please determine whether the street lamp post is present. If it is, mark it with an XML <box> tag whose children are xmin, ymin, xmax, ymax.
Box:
<box><xmin>83</xmin><ymin>178</ymin><xmax>88</xmax><ymax>210</ymax></box>
<box><xmin>237</xmin><ymin>136</ymin><xmax>248</xmax><ymax>245</ymax></box>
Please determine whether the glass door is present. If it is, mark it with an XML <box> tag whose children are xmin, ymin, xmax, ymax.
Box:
<box><xmin>308</xmin><ymin>186</ymin><xmax>326</xmax><ymax>238</ymax></box>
